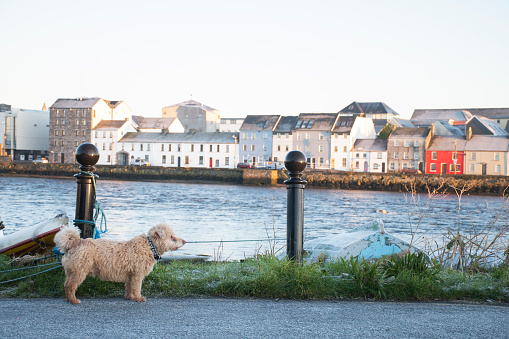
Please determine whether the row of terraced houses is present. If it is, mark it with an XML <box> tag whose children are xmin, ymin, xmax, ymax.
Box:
<box><xmin>1</xmin><ymin>98</ymin><xmax>508</xmax><ymax>176</ymax></box>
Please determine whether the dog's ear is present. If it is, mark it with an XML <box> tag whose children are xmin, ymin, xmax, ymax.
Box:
<box><xmin>154</xmin><ymin>228</ymin><xmax>166</xmax><ymax>240</ymax></box>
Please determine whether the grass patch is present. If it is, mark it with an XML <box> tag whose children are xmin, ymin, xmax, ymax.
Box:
<box><xmin>1</xmin><ymin>254</ymin><xmax>508</xmax><ymax>303</ymax></box>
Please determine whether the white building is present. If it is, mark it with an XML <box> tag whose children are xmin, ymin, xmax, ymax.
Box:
<box><xmin>220</xmin><ymin>118</ymin><xmax>245</xmax><ymax>132</ymax></box>
<box><xmin>331</xmin><ymin>116</ymin><xmax>376</xmax><ymax>170</ymax></box>
<box><xmin>93</xmin><ymin>119</ymin><xmax>137</xmax><ymax>165</ymax></box>
<box><xmin>352</xmin><ymin>139</ymin><xmax>388</xmax><ymax>173</ymax></box>
<box><xmin>0</xmin><ymin>106</ymin><xmax>50</xmax><ymax>161</ymax></box>
<box><xmin>272</xmin><ymin>116</ymin><xmax>298</xmax><ymax>166</ymax></box>
<box><xmin>119</xmin><ymin>132</ymin><xmax>239</xmax><ymax>168</ymax></box>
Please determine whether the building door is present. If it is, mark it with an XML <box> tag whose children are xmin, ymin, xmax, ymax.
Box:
<box><xmin>61</xmin><ymin>153</ymin><xmax>65</xmax><ymax>164</ymax></box>
<box><xmin>482</xmin><ymin>163</ymin><xmax>487</xmax><ymax>175</ymax></box>
<box><xmin>363</xmin><ymin>161</ymin><xmax>368</xmax><ymax>172</ymax></box>
<box><xmin>178</xmin><ymin>157</ymin><xmax>181</xmax><ymax>167</ymax></box>
<box><xmin>331</xmin><ymin>158</ymin><xmax>335</xmax><ymax>169</ymax></box>
<box><xmin>382</xmin><ymin>163</ymin><xmax>386</xmax><ymax>173</ymax></box>
<box><xmin>209</xmin><ymin>157</ymin><xmax>213</xmax><ymax>168</ymax></box>
<box><xmin>441</xmin><ymin>163</ymin><xmax>447</xmax><ymax>174</ymax></box>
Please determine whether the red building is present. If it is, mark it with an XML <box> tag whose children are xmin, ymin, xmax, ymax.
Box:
<box><xmin>426</xmin><ymin>137</ymin><xmax>466</xmax><ymax>175</ymax></box>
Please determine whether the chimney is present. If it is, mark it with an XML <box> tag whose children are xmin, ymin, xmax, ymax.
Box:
<box><xmin>467</xmin><ymin>127</ymin><xmax>472</xmax><ymax>141</ymax></box>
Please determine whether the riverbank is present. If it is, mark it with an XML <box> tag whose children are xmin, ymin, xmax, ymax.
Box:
<box><xmin>0</xmin><ymin>162</ymin><xmax>508</xmax><ymax>195</ymax></box>
<box><xmin>1</xmin><ymin>255</ymin><xmax>508</xmax><ymax>303</ymax></box>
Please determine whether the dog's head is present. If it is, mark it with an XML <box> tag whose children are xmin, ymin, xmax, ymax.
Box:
<box><xmin>148</xmin><ymin>223</ymin><xmax>186</xmax><ymax>254</ymax></box>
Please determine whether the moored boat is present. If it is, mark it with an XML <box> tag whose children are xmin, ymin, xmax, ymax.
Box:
<box><xmin>0</xmin><ymin>213</ymin><xmax>69</xmax><ymax>257</ymax></box>
<box><xmin>305</xmin><ymin>219</ymin><xmax>427</xmax><ymax>263</ymax></box>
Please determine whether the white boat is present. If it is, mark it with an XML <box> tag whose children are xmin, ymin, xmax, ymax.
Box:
<box><xmin>0</xmin><ymin>212</ymin><xmax>69</xmax><ymax>257</ymax></box>
<box><xmin>305</xmin><ymin>219</ymin><xmax>426</xmax><ymax>263</ymax></box>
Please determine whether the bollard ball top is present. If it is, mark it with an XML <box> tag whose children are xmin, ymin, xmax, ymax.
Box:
<box><xmin>75</xmin><ymin>143</ymin><xmax>100</xmax><ymax>166</ymax></box>
<box><xmin>284</xmin><ymin>151</ymin><xmax>307</xmax><ymax>173</ymax></box>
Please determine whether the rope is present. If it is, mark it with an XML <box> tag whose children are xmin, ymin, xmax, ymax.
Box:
<box><xmin>186</xmin><ymin>238</ymin><xmax>285</xmax><ymax>244</ymax></box>
<box><xmin>0</xmin><ymin>262</ymin><xmax>61</xmax><ymax>273</ymax></box>
<box><xmin>0</xmin><ymin>264</ymin><xmax>61</xmax><ymax>285</ymax></box>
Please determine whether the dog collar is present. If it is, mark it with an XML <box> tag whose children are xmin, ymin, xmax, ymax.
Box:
<box><xmin>146</xmin><ymin>236</ymin><xmax>161</xmax><ymax>260</ymax></box>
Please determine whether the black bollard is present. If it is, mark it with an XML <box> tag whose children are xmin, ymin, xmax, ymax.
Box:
<box><xmin>74</xmin><ymin>143</ymin><xmax>100</xmax><ymax>239</ymax></box>
<box><xmin>284</xmin><ymin>151</ymin><xmax>307</xmax><ymax>263</ymax></box>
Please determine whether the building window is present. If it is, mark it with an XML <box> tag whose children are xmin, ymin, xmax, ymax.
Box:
<box><xmin>215</xmin><ymin>159</ymin><xmax>220</xmax><ymax>167</ymax></box>
<box><xmin>414</xmin><ymin>152</ymin><xmax>419</xmax><ymax>159</ymax></box>
<box><xmin>109</xmin><ymin>143</ymin><xmax>112</xmax><ymax>150</ymax></box>
<box><xmin>496</xmin><ymin>165</ymin><xmax>501</xmax><ymax>173</ymax></box>
<box><xmin>319</xmin><ymin>157</ymin><xmax>324</xmax><ymax>165</ymax></box>
<box><xmin>319</xmin><ymin>145</ymin><xmax>324</xmax><ymax>153</ymax></box>
<box><xmin>470</xmin><ymin>164</ymin><xmax>475</xmax><ymax>172</ymax></box>
<box><xmin>103</xmin><ymin>143</ymin><xmax>106</xmax><ymax>150</ymax></box>
<box><xmin>200</xmin><ymin>144</ymin><xmax>204</xmax><ymax>152</ymax></box>
<box><xmin>414</xmin><ymin>140</ymin><xmax>420</xmax><ymax>147</ymax></box>
<box><xmin>243</xmin><ymin>133</ymin><xmax>247</xmax><ymax>140</ymax></box>
<box><xmin>243</xmin><ymin>145</ymin><xmax>247</xmax><ymax>151</ymax></box>
<box><xmin>169</xmin><ymin>144</ymin><xmax>172</xmax><ymax>152</ymax></box>
<box><xmin>217</xmin><ymin>145</ymin><xmax>220</xmax><ymax>152</ymax></box>
<box><xmin>285</xmin><ymin>145</ymin><xmax>289</xmax><ymax>151</ymax></box>
<box><xmin>76</xmin><ymin>120</ymin><xmax>79</xmax><ymax>126</ymax></box>
<box><xmin>431</xmin><ymin>163</ymin><xmax>436</xmax><ymax>172</ymax></box>
<box><xmin>390</xmin><ymin>163</ymin><xmax>395</xmax><ymax>170</ymax></box>
<box><xmin>226</xmin><ymin>145</ymin><xmax>230</xmax><ymax>153</ymax></box>
<box><xmin>373</xmin><ymin>163</ymin><xmax>379</xmax><ymax>170</ymax></box>
<box><xmin>296</xmin><ymin>145</ymin><xmax>300</xmax><ymax>151</ymax></box>
<box><xmin>394</xmin><ymin>152</ymin><xmax>399</xmax><ymax>159</ymax></box>
<box><xmin>185</xmin><ymin>156</ymin><xmax>189</xmax><ymax>165</ymax></box>
<box><xmin>263</xmin><ymin>133</ymin><xmax>268</xmax><ymax>139</ymax></box>
<box><xmin>305</xmin><ymin>133</ymin><xmax>310</xmax><ymax>140</ymax></box>
<box><xmin>356</xmin><ymin>153</ymin><xmax>360</xmax><ymax>158</ymax></box>
<box><xmin>343</xmin><ymin>146</ymin><xmax>347</xmax><ymax>152</ymax></box>
<box><xmin>251</xmin><ymin>133</ymin><xmax>256</xmax><ymax>140</ymax></box>
<box><xmin>263</xmin><ymin>144</ymin><xmax>268</xmax><ymax>152</ymax></box>
<box><xmin>394</xmin><ymin>140</ymin><xmax>399</xmax><ymax>146</ymax></box>
<box><xmin>363</xmin><ymin>153</ymin><xmax>367</xmax><ymax>158</ymax></box>
<box><xmin>107</xmin><ymin>155</ymin><xmax>111</xmax><ymax>163</ymax></box>
<box><xmin>140</xmin><ymin>144</ymin><xmax>143</xmax><ymax>151</ymax></box>
<box><xmin>131</xmin><ymin>144</ymin><xmax>135</xmax><ymax>151</ymax></box>
<box><xmin>334</xmin><ymin>146</ymin><xmax>338</xmax><ymax>152</ymax></box>
<box><xmin>147</xmin><ymin>144</ymin><xmax>150</xmax><ymax>151</ymax></box>
<box><xmin>251</xmin><ymin>145</ymin><xmax>255</xmax><ymax>151</ymax></box>
<box><xmin>82</xmin><ymin>120</ymin><xmax>86</xmax><ymax>126</ymax></box>
<box><xmin>355</xmin><ymin>161</ymin><xmax>359</xmax><ymax>168</ymax></box>
<box><xmin>225</xmin><ymin>157</ymin><xmax>230</xmax><ymax>166</ymax></box>
<box><xmin>162</xmin><ymin>155</ymin><xmax>166</xmax><ymax>163</ymax></box>
<box><xmin>54</xmin><ymin>130</ymin><xmax>59</xmax><ymax>136</ymax></box>
<box><xmin>432</xmin><ymin>152</ymin><xmax>437</xmax><ymax>160</ymax></box>
<box><xmin>471</xmin><ymin>152</ymin><xmax>476</xmax><ymax>160</ymax></box>
<box><xmin>495</xmin><ymin>153</ymin><xmax>500</xmax><ymax>161</ymax></box>
<box><xmin>305</xmin><ymin>145</ymin><xmax>310</xmax><ymax>152</ymax></box>
<box><xmin>297</xmin><ymin>133</ymin><xmax>302</xmax><ymax>140</ymax></box>
<box><xmin>342</xmin><ymin>158</ymin><xmax>347</xmax><ymax>167</ymax></box>
<box><xmin>377</xmin><ymin>152</ymin><xmax>382</xmax><ymax>159</ymax></box>
<box><xmin>277</xmin><ymin>145</ymin><xmax>281</xmax><ymax>151</ymax></box>
<box><xmin>319</xmin><ymin>133</ymin><xmax>324</xmax><ymax>140</ymax></box>
<box><xmin>191</xmin><ymin>144</ymin><xmax>194</xmax><ymax>152</ymax></box>
<box><xmin>210</xmin><ymin>145</ymin><xmax>213</xmax><ymax>152</ymax></box>
<box><xmin>75</xmin><ymin>141</ymin><xmax>79</xmax><ymax>147</ymax></box>
<box><xmin>452</xmin><ymin>152</ymin><xmax>458</xmax><ymax>160</ymax></box>
<box><xmin>404</xmin><ymin>140</ymin><xmax>409</xmax><ymax>147</ymax></box>
<box><xmin>404</xmin><ymin>152</ymin><xmax>409</xmax><ymax>159</ymax></box>
<box><xmin>343</xmin><ymin>133</ymin><xmax>347</xmax><ymax>139</ymax></box>
<box><xmin>199</xmin><ymin>156</ymin><xmax>203</xmax><ymax>165</ymax></box>
<box><xmin>178</xmin><ymin>144</ymin><xmax>181</xmax><ymax>152</ymax></box>
<box><xmin>161</xmin><ymin>144</ymin><xmax>165</xmax><ymax>151</ymax></box>
<box><xmin>170</xmin><ymin>155</ymin><xmax>174</xmax><ymax>164</ymax></box>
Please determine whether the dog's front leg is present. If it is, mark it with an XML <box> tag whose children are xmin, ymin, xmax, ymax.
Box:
<box><xmin>64</xmin><ymin>271</ymin><xmax>87</xmax><ymax>305</ymax></box>
<box><xmin>129</xmin><ymin>274</ymin><xmax>146</xmax><ymax>302</ymax></box>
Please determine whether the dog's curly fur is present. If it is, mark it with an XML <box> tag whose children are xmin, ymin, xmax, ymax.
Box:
<box><xmin>54</xmin><ymin>223</ymin><xmax>185</xmax><ymax>304</ymax></box>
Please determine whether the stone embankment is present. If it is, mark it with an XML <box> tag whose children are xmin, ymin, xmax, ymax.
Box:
<box><xmin>0</xmin><ymin>162</ymin><xmax>508</xmax><ymax>195</ymax></box>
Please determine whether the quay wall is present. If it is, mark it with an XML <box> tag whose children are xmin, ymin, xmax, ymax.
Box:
<box><xmin>0</xmin><ymin>162</ymin><xmax>508</xmax><ymax>195</ymax></box>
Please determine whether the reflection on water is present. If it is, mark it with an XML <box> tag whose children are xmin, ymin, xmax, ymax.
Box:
<box><xmin>1</xmin><ymin>176</ymin><xmax>508</xmax><ymax>260</ymax></box>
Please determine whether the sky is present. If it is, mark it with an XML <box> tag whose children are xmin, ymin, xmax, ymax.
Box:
<box><xmin>1</xmin><ymin>0</ymin><xmax>509</xmax><ymax>119</ymax></box>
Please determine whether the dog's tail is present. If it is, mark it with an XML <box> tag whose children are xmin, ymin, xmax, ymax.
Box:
<box><xmin>54</xmin><ymin>226</ymin><xmax>82</xmax><ymax>253</ymax></box>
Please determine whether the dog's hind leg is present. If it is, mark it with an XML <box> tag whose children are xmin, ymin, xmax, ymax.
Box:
<box><xmin>124</xmin><ymin>276</ymin><xmax>135</xmax><ymax>300</ymax></box>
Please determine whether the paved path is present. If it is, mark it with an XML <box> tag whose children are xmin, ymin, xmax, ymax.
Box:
<box><xmin>1</xmin><ymin>298</ymin><xmax>508</xmax><ymax>338</ymax></box>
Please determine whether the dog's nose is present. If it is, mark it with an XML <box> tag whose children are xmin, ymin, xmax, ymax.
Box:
<box><xmin>182</xmin><ymin>239</ymin><xmax>186</xmax><ymax>245</ymax></box>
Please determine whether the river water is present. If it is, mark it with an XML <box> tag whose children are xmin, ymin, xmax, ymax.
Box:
<box><xmin>1</xmin><ymin>176</ymin><xmax>508</xmax><ymax>260</ymax></box>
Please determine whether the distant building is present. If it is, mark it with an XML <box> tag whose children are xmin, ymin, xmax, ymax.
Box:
<box><xmin>239</xmin><ymin>115</ymin><xmax>281</xmax><ymax>167</ymax></box>
<box><xmin>131</xmin><ymin>116</ymin><xmax>184</xmax><ymax>133</ymax></box>
<box><xmin>387</xmin><ymin>127</ymin><xmax>429</xmax><ymax>172</ymax></box>
<box><xmin>49</xmin><ymin>97</ymin><xmax>133</xmax><ymax>163</ymax></box>
<box><xmin>220</xmin><ymin>117</ymin><xmax>245</xmax><ymax>132</ymax></box>
<box><xmin>339</xmin><ymin>101</ymin><xmax>399</xmax><ymax>134</ymax></box>
<box><xmin>0</xmin><ymin>106</ymin><xmax>49</xmax><ymax>161</ymax></box>
<box><xmin>331</xmin><ymin>116</ymin><xmax>376</xmax><ymax>171</ymax></box>
<box><xmin>93</xmin><ymin>119</ymin><xmax>137</xmax><ymax>165</ymax></box>
<box><xmin>162</xmin><ymin>100</ymin><xmax>220</xmax><ymax>133</ymax></box>
<box><xmin>119</xmin><ymin>132</ymin><xmax>239</xmax><ymax>168</ymax></box>
<box><xmin>272</xmin><ymin>116</ymin><xmax>298</xmax><ymax>165</ymax></box>
<box><xmin>352</xmin><ymin>139</ymin><xmax>388</xmax><ymax>173</ymax></box>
